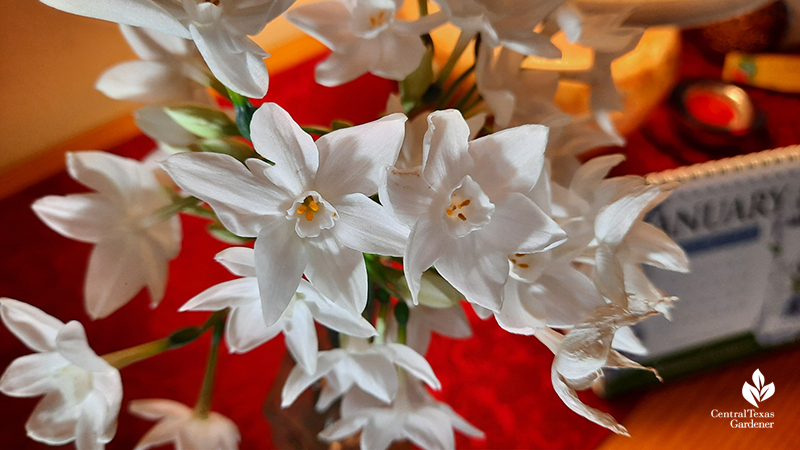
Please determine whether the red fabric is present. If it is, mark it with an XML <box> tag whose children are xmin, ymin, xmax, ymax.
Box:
<box><xmin>13</xmin><ymin>36</ymin><xmax>800</xmax><ymax>448</ymax></box>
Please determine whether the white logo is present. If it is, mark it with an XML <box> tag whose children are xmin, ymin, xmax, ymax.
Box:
<box><xmin>742</xmin><ymin>369</ymin><xmax>775</xmax><ymax>408</ymax></box>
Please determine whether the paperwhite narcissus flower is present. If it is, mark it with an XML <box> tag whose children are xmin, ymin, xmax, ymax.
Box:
<box><xmin>319</xmin><ymin>375</ymin><xmax>483</xmax><ymax>450</ymax></box>
<box><xmin>0</xmin><ymin>299</ymin><xmax>122</xmax><ymax>450</ymax></box>
<box><xmin>432</xmin><ymin>0</ymin><xmax>565</xmax><ymax>58</ymax></box>
<box><xmin>32</xmin><ymin>151</ymin><xmax>182</xmax><ymax>320</ymax></box>
<box><xmin>163</xmin><ymin>103</ymin><xmax>409</xmax><ymax>326</ymax></box>
<box><xmin>282</xmin><ymin>337</ymin><xmax>440</xmax><ymax>410</ymax></box>
<box><xmin>381</xmin><ymin>109</ymin><xmax>565</xmax><ymax>311</ymax></box>
<box><xmin>539</xmin><ymin>304</ymin><xmax>662</xmax><ymax>435</ymax></box>
<box><xmin>180</xmin><ymin>247</ymin><xmax>377</xmax><ymax>373</ymax></box>
<box><xmin>385</xmin><ymin>94</ymin><xmax>485</xmax><ymax>170</ymax></box>
<box><xmin>129</xmin><ymin>399</ymin><xmax>240</xmax><ymax>450</ymax></box>
<box><xmin>40</xmin><ymin>0</ymin><xmax>296</xmax><ymax>98</ymax></box>
<box><xmin>474</xmin><ymin>43</ymin><xmax>567</xmax><ymax>130</ymax></box>
<box><xmin>286</xmin><ymin>0</ymin><xmax>446</xmax><ymax>86</ymax></box>
<box><xmin>96</xmin><ymin>25</ymin><xmax>214</xmax><ymax>105</ymax></box>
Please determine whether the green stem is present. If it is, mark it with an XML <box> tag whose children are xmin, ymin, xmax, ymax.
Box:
<box><xmin>102</xmin><ymin>339</ymin><xmax>170</xmax><ymax>370</ymax></box>
<box><xmin>397</xmin><ymin>325</ymin><xmax>407</xmax><ymax>345</ymax></box>
<box><xmin>462</xmin><ymin>93</ymin><xmax>484</xmax><ymax>115</ymax></box>
<box><xmin>374</xmin><ymin>301</ymin><xmax>389</xmax><ymax>344</ymax></box>
<box><xmin>195</xmin><ymin>314</ymin><xmax>226</xmax><ymax>418</ymax></box>
<box><xmin>100</xmin><ymin>309</ymin><xmax>226</xmax><ymax>370</ymax></box>
<box><xmin>436</xmin><ymin>63</ymin><xmax>475</xmax><ymax>109</ymax></box>
<box><xmin>455</xmin><ymin>84</ymin><xmax>478</xmax><ymax>112</ymax></box>
<box><xmin>418</xmin><ymin>0</ymin><xmax>428</xmax><ymax>16</ymax></box>
<box><xmin>434</xmin><ymin>31</ymin><xmax>473</xmax><ymax>87</ymax></box>
<box><xmin>209</xmin><ymin>78</ymin><xmax>230</xmax><ymax>100</ymax></box>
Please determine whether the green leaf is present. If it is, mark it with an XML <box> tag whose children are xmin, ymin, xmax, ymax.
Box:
<box><xmin>164</xmin><ymin>105</ymin><xmax>239</xmax><ymax>139</ymax></box>
<box><xmin>399</xmin><ymin>40</ymin><xmax>435</xmax><ymax>110</ymax></box>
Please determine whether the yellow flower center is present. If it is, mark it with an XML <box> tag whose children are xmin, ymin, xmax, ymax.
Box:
<box><xmin>295</xmin><ymin>196</ymin><xmax>321</xmax><ymax>221</ymax></box>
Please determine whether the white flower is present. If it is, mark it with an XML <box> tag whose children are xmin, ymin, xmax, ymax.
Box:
<box><xmin>555</xmin><ymin>5</ymin><xmax>645</xmax><ymax>136</ymax></box>
<box><xmin>41</xmin><ymin>0</ymin><xmax>297</xmax><ymax>97</ymax></box>
<box><xmin>381</xmin><ymin>109</ymin><xmax>565</xmax><ymax>311</ymax></box>
<box><xmin>180</xmin><ymin>246</ymin><xmax>377</xmax><ymax>373</ymax></box>
<box><xmin>541</xmin><ymin>304</ymin><xmax>663</xmax><ymax>435</ymax></box>
<box><xmin>129</xmin><ymin>399</ymin><xmax>240</xmax><ymax>450</ymax></box>
<box><xmin>433</xmin><ymin>0</ymin><xmax>564</xmax><ymax>57</ymax></box>
<box><xmin>32</xmin><ymin>152</ymin><xmax>182</xmax><ymax>319</ymax></box>
<box><xmin>96</xmin><ymin>25</ymin><xmax>213</xmax><ymax>105</ymax></box>
<box><xmin>386</xmin><ymin>271</ymin><xmax>472</xmax><ymax>354</ymax></box>
<box><xmin>287</xmin><ymin>0</ymin><xmax>446</xmax><ymax>86</ymax></box>
<box><xmin>385</xmin><ymin>94</ymin><xmax>485</xmax><ymax>170</ymax></box>
<box><xmin>281</xmin><ymin>337</ymin><xmax>440</xmax><ymax>411</ymax></box>
<box><xmin>319</xmin><ymin>373</ymin><xmax>483</xmax><ymax>450</ymax></box>
<box><xmin>474</xmin><ymin>43</ymin><xmax>567</xmax><ymax>130</ymax></box>
<box><xmin>0</xmin><ymin>299</ymin><xmax>122</xmax><ymax>450</ymax></box>
<box><xmin>163</xmin><ymin>103</ymin><xmax>409</xmax><ymax>325</ymax></box>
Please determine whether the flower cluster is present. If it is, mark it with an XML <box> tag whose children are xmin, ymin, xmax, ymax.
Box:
<box><xmin>3</xmin><ymin>0</ymin><xmax>697</xmax><ymax>449</ymax></box>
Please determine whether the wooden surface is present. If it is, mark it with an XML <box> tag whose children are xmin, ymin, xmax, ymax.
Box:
<box><xmin>599</xmin><ymin>345</ymin><xmax>800</xmax><ymax>450</ymax></box>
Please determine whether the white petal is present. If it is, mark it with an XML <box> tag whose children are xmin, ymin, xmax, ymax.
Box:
<box><xmin>32</xmin><ymin>194</ymin><xmax>120</xmax><ymax>244</ymax></box>
<box><xmin>535</xmin><ymin>269</ymin><xmax>605</xmax><ymax>328</ymax></box>
<box><xmin>55</xmin><ymin>321</ymin><xmax>113</xmax><ymax>373</ymax></box>
<box><xmin>214</xmin><ymin>246</ymin><xmax>256</xmax><ymax>277</ymax></box>
<box><xmin>318</xmin><ymin>416</ymin><xmax>368</xmax><ymax>443</ymax></box>
<box><xmin>331</xmin><ymin>193</ymin><xmax>409</xmax><ymax>256</ymax></box>
<box><xmin>225</xmin><ymin>301</ymin><xmax>282</xmax><ymax>353</ymax></box>
<box><xmin>281</xmin><ymin>350</ymin><xmax>342</xmax><ymax>408</ymax></box>
<box><xmin>128</xmin><ymin>398</ymin><xmax>192</xmax><ymax>421</ymax></box>
<box><xmin>379</xmin><ymin>166</ymin><xmax>434</xmax><ymax>228</ymax></box>
<box><xmin>0</xmin><ymin>299</ymin><xmax>65</xmax><ymax>352</ymax></box>
<box><xmin>494</xmin><ymin>279</ymin><xmax>544</xmax><ymax>335</ymax></box>
<box><xmin>594</xmin><ymin>244</ymin><xmax>627</xmax><ymax>307</ymax></box>
<box><xmin>347</xmin><ymin>353</ymin><xmax>399</xmax><ymax>403</ymax></box>
<box><xmin>480</xmin><ymin>193</ymin><xmax>565</xmax><ymax>254</ymax></box>
<box><xmin>249</xmin><ymin>103</ymin><xmax>318</xmax><ymax>196</ymax></box>
<box><xmin>39</xmin><ymin>0</ymin><xmax>190</xmax><ymax>38</ymax></box>
<box><xmin>283</xmin><ymin>300</ymin><xmax>319</xmax><ymax>374</ymax></box>
<box><xmin>96</xmin><ymin>61</ymin><xmax>197</xmax><ymax>104</ymax></box>
<box><xmin>611</xmin><ymin>326</ymin><xmax>648</xmax><ymax>356</ymax></box>
<box><xmin>284</xmin><ymin>1</ymin><xmax>356</xmax><ymax>51</ymax></box>
<box><xmin>315</xmin><ymin>44</ymin><xmax>377</xmax><ymax>87</ymax></box>
<box><xmin>301</xmin><ymin>282</ymin><xmax>377</xmax><ymax>338</ymax></box>
<box><xmin>438</xmin><ymin>402</ymin><xmax>484</xmax><ymax>438</ymax></box>
<box><xmin>226</xmin><ymin>0</ymin><xmax>296</xmax><ymax>36</ymax></box>
<box><xmin>179</xmin><ymin>277</ymin><xmax>260</xmax><ymax>312</ymax></box>
<box><xmin>405</xmin><ymin>408</ymin><xmax>455</xmax><ymax>450</ymax></box>
<box><xmin>371</xmin><ymin>31</ymin><xmax>427</xmax><ymax>81</ymax></box>
<box><xmin>0</xmin><ymin>353</ymin><xmax>67</xmax><ymax>397</ymax></box>
<box><xmin>162</xmin><ymin>152</ymin><xmax>285</xmax><ymax>237</ymax></box>
<box><xmin>67</xmin><ymin>151</ymin><xmax>160</xmax><ymax>205</ymax></box>
<box><xmin>133</xmin><ymin>420</ymin><xmax>180</xmax><ymax>450</ymax></box>
<box><xmin>254</xmin><ymin>223</ymin><xmax>308</xmax><ymax>326</ymax></box>
<box><xmin>468</xmin><ymin>124</ymin><xmax>549</xmax><ymax>200</ymax></box>
<box><xmin>623</xmin><ymin>222</ymin><xmax>689</xmax><ymax>272</ymax></box>
<box><xmin>384</xmin><ymin>344</ymin><xmax>441</xmax><ymax>390</ymax></box>
<box><xmin>421</xmin><ymin>110</ymin><xmax>473</xmax><ymax>191</ymax></box>
<box><xmin>595</xmin><ymin>184</ymin><xmax>662</xmax><ymax>248</ymax></box>
<box><xmin>190</xmin><ymin>23</ymin><xmax>269</xmax><ymax>98</ymax></box>
<box><xmin>551</xmin><ymin>367</ymin><xmax>629</xmax><ymax>435</ymax></box>
<box><xmin>84</xmin><ymin>236</ymin><xmax>148</xmax><ymax>320</ymax></box>
<box><xmin>360</xmin><ymin>412</ymin><xmax>398</xmax><ymax>450</ymax></box>
<box><xmin>26</xmin><ymin>392</ymin><xmax>81</xmax><ymax>445</ymax></box>
<box><xmin>139</xmin><ymin>233</ymin><xmax>174</xmax><ymax>308</ymax></box>
<box><xmin>569</xmin><ymin>154</ymin><xmax>626</xmax><ymax>199</ymax></box>
<box><xmin>75</xmin><ymin>392</ymin><xmax>109</xmax><ymax>450</ymax></box>
<box><xmin>403</xmin><ymin>216</ymin><xmax>452</xmax><ymax>304</ymax></box>
<box><xmin>305</xmin><ymin>233</ymin><xmax>368</xmax><ymax>314</ymax></box>
<box><xmin>435</xmin><ymin>236</ymin><xmax>508</xmax><ymax>311</ymax></box>
<box><xmin>314</xmin><ymin>113</ymin><xmax>407</xmax><ymax>198</ymax></box>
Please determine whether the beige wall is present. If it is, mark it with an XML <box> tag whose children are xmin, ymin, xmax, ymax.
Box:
<box><xmin>0</xmin><ymin>1</ymin><xmax>318</xmax><ymax>175</ymax></box>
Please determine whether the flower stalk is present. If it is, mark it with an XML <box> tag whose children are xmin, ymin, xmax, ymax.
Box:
<box><xmin>194</xmin><ymin>316</ymin><xmax>225</xmax><ymax>418</ymax></box>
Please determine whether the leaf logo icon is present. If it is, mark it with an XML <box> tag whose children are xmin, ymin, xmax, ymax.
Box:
<box><xmin>742</xmin><ymin>369</ymin><xmax>775</xmax><ymax>407</ymax></box>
